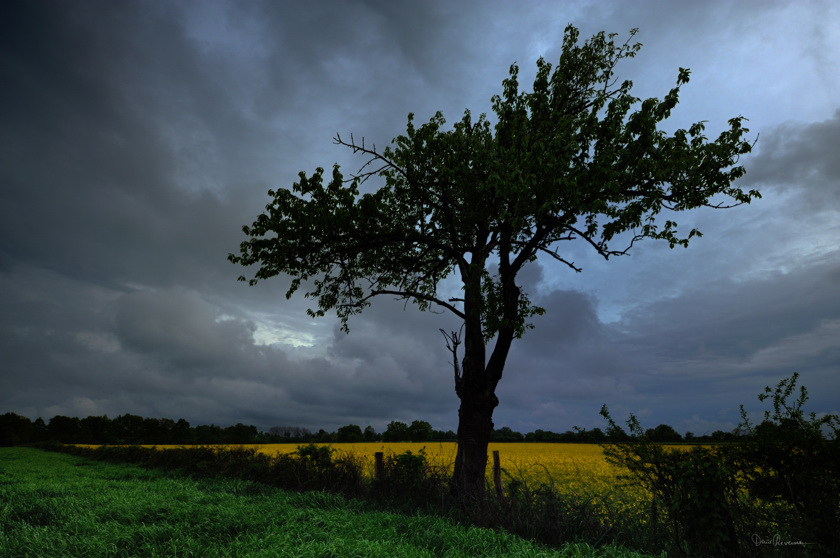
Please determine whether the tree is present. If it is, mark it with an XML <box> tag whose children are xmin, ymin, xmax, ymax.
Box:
<box><xmin>336</xmin><ymin>423</ymin><xmax>364</xmax><ymax>442</ymax></box>
<box><xmin>269</xmin><ymin>425</ymin><xmax>312</xmax><ymax>441</ymax></box>
<box><xmin>47</xmin><ymin>415</ymin><xmax>82</xmax><ymax>443</ymax></box>
<box><xmin>645</xmin><ymin>423</ymin><xmax>683</xmax><ymax>443</ymax></box>
<box><xmin>491</xmin><ymin>426</ymin><xmax>524</xmax><ymax>442</ymax></box>
<box><xmin>223</xmin><ymin>423</ymin><xmax>259</xmax><ymax>444</ymax></box>
<box><xmin>172</xmin><ymin>418</ymin><xmax>194</xmax><ymax>444</ymax></box>
<box><xmin>32</xmin><ymin>417</ymin><xmax>47</xmax><ymax>442</ymax></box>
<box><xmin>382</xmin><ymin>421</ymin><xmax>409</xmax><ymax>442</ymax></box>
<box><xmin>230</xmin><ymin>25</ymin><xmax>758</xmax><ymax>501</ymax></box>
<box><xmin>313</xmin><ymin>428</ymin><xmax>333</xmax><ymax>443</ymax></box>
<box><xmin>80</xmin><ymin>415</ymin><xmax>114</xmax><ymax>444</ymax></box>
<box><xmin>407</xmin><ymin>420</ymin><xmax>434</xmax><ymax>442</ymax></box>
<box><xmin>0</xmin><ymin>412</ymin><xmax>35</xmax><ymax>446</ymax></box>
<box><xmin>112</xmin><ymin>413</ymin><xmax>146</xmax><ymax>444</ymax></box>
<box><xmin>194</xmin><ymin>424</ymin><xmax>224</xmax><ymax>444</ymax></box>
<box><xmin>363</xmin><ymin>425</ymin><xmax>378</xmax><ymax>442</ymax></box>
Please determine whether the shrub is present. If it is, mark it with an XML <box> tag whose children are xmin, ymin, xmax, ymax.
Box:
<box><xmin>265</xmin><ymin>443</ymin><xmax>366</xmax><ymax>496</ymax></box>
<box><xmin>372</xmin><ymin>448</ymin><xmax>450</xmax><ymax>508</ymax></box>
<box><xmin>734</xmin><ymin>373</ymin><xmax>840</xmax><ymax>555</ymax></box>
<box><xmin>597</xmin><ymin>415</ymin><xmax>741</xmax><ymax>557</ymax></box>
<box><xmin>601</xmin><ymin>373</ymin><xmax>840</xmax><ymax>557</ymax></box>
<box><xmin>487</xmin><ymin>472</ymin><xmax>612</xmax><ymax>549</ymax></box>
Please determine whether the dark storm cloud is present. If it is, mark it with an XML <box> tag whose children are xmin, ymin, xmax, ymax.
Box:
<box><xmin>742</xmin><ymin>110</ymin><xmax>840</xmax><ymax>210</ymax></box>
<box><xmin>492</xmin><ymin>255</ymin><xmax>840</xmax><ymax>435</ymax></box>
<box><xmin>2</xmin><ymin>2</ymin><xmax>250</xmax><ymax>285</ymax></box>
<box><xmin>115</xmin><ymin>288</ymin><xmax>256</xmax><ymax>373</ymax></box>
<box><xmin>0</xmin><ymin>272</ymin><xmax>463</xmax><ymax>431</ymax></box>
<box><xmin>611</xmin><ymin>260</ymin><xmax>840</xmax><ymax>433</ymax></box>
<box><xmin>491</xmin><ymin>288</ymin><xmax>639</xmax><ymax>430</ymax></box>
<box><xmin>1</xmin><ymin>1</ymin><xmax>837</xmax><ymax>434</ymax></box>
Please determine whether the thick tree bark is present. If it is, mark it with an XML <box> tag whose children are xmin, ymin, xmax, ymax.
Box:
<box><xmin>449</xmin><ymin>241</ymin><xmax>525</xmax><ymax>504</ymax></box>
<box><xmin>450</xmin><ymin>269</ymin><xmax>519</xmax><ymax>503</ymax></box>
<box><xmin>450</xmin><ymin>255</ymin><xmax>492</xmax><ymax>502</ymax></box>
<box><xmin>451</xmin><ymin>359</ymin><xmax>498</xmax><ymax>502</ymax></box>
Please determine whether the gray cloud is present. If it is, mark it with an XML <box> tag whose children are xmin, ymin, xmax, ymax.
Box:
<box><xmin>491</xmin><ymin>254</ymin><xmax>840</xmax><ymax>435</ymax></box>
<box><xmin>1</xmin><ymin>1</ymin><xmax>837</xmax><ymax>435</ymax></box>
<box><xmin>742</xmin><ymin>110</ymin><xmax>840</xmax><ymax>210</ymax></box>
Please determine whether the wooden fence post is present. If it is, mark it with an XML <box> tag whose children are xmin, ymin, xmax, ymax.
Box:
<box><xmin>374</xmin><ymin>451</ymin><xmax>384</xmax><ymax>481</ymax></box>
<box><xmin>492</xmin><ymin>450</ymin><xmax>504</xmax><ymax>501</ymax></box>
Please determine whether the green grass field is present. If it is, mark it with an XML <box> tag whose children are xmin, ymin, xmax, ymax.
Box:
<box><xmin>0</xmin><ymin>447</ymin><xmax>661</xmax><ymax>557</ymax></box>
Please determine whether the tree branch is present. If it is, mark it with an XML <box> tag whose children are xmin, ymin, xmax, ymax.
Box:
<box><xmin>440</xmin><ymin>326</ymin><xmax>464</xmax><ymax>397</ymax></box>
<box><xmin>535</xmin><ymin>246</ymin><xmax>582</xmax><ymax>272</ymax></box>
<box><xmin>334</xmin><ymin>133</ymin><xmax>409</xmax><ymax>185</ymax></box>
<box><xmin>338</xmin><ymin>288</ymin><xmax>466</xmax><ymax>320</ymax></box>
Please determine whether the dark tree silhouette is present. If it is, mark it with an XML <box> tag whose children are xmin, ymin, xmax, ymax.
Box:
<box><xmin>336</xmin><ymin>424</ymin><xmax>364</xmax><ymax>442</ymax></box>
<box><xmin>381</xmin><ymin>421</ymin><xmax>410</xmax><ymax>442</ymax></box>
<box><xmin>230</xmin><ymin>25</ymin><xmax>758</xmax><ymax>501</ymax></box>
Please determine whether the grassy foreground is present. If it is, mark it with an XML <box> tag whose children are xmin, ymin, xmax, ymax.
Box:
<box><xmin>0</xmin><ymin>448</ymin><xmax>660</xmax><ymax>558</ymax></box>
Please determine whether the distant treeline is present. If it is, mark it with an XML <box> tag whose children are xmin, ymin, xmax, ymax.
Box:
<box><xmin>0</xmin><ymin>411</ymin><xmax>740</xmax><ymax>447</ymax></box>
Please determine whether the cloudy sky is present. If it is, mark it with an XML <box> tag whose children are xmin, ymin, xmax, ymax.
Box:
<box><xmin>2</xmin><ymin>0</ymin><xmax>838</xmax><ymax>436</ymax></box>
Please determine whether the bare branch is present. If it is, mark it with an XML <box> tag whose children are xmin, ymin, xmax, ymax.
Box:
<box><xmin>337</xmin><ymin>287</ymin><xmax>466</xmax><ymax>320</ymax></box>
<box><xmin>565</xmin><ymin>224</ymin><xmax>631</xmax><ymax>260</ymax></box>
<box><xmin>535</xmin><ymin>247</ymin><xmax>583</xmax><ymax>272</ymax></box>
<box><xmin>334</xmin><ymin>133</ymin><xmax>410</xmax><ymax>184</ymax></box>
<box><xmin>702</xmin><ymin>200</ymin><xmax>747</xmax><ymax>210</ymax></box>
<box><xmin>372</xmin><ymin>289</ymin><xmax>466</xmax><ymax>319</ymax></box>
<box><xmin>440</xmin><ymin>325</ymin><xmax>464</xmax><ymax>397</ymax></box>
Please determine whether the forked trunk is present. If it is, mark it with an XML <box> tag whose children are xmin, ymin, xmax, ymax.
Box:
<box><xmin>450</xmin><ymin>256</ymin><xmax>518</xmax><ymax>504</ymax></box>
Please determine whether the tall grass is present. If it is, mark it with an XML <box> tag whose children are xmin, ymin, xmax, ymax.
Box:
<box><xmin>1</xmin><ymin>447</ymin><xmax>659</xmax><ymax>557</ymax></box>
<box><xmin>37</xmin><ymin>441</ymin><xmax>670</xmax><ymax>555</ymax></box>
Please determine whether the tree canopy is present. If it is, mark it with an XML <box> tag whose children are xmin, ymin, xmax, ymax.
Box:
<box><xmin>230</xmin><ymin>25</ymin><xmax>757</xmax><ymax>341</ymax></box>
<box><xmin>229</xmin><ymin>24</ymin><xmax>759</xmax><ymax>500</ymax></box>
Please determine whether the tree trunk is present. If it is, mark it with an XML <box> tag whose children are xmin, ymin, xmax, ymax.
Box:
<box><xmin>450</xmin><ymin>261</ymin><xmax>496</xmax><ymax>503</ymax></box>
<box><xmin>449</xmin><ymin>253</ymin><xmax>520</xmax><ymax>504</ymax></box>
<box><xmin>451</xmin><ymin>369</ymin><xmax>498</xmax><ymax>503</ymax></box>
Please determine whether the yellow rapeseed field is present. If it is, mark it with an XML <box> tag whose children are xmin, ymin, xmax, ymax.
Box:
<box><xmin>260</xmin><ymin>442</ymin><xmax>653</xmax><ymax>525</ymax></box>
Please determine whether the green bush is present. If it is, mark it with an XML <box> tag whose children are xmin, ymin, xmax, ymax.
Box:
<box><xmin>601</xmin><ymin>373</ymin><xmax>839</xmax><ymax>557</ymax></box>
<box><xmin>488</xmin><ymin>474</ymin><xmax>612</xmax><ymax>550</ymax></box>
<box><xmin>734</xmin><ymin>373</ymin><xmax>840</xmax><ymax>555</ymax></box>
<box><xmin>263</xmin><ymin>443</ymin><xmax>366</xmax><ymax>496</ymax></box>
<box><xmin>385</xmin><ymin>449</ymin><xmax>429</xmax><ymax>489</ymax></box>
<box><xmin>372</xmin><ymin>448</ymin><xmax>450</xmax><ymax>508</ymax></box>
<box><xmin>293</xmin><ymin>442</ymin><xmax>335</xmax><ymax>471</ymax></box>
<box><xmin>599</xmin><ymin>410</ymin><xmax>744</xmax><ymax>556</ymax></box>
